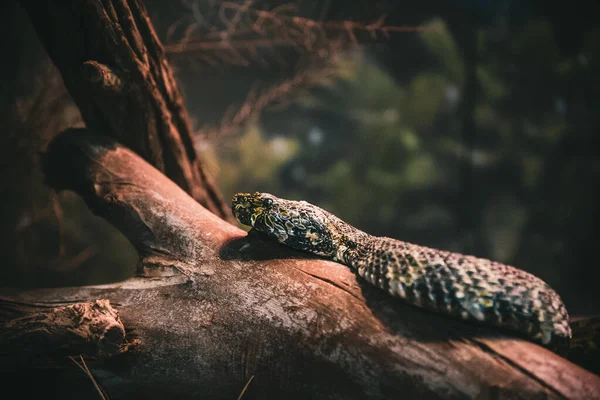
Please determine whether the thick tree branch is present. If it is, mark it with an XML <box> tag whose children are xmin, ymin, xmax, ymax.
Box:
<box><xmin>1</xmin><ymin>129</ymin><xmax>598</xmax><ymax>399</ymax></box>
<box><xmin>19</xmin><ymin>0</ymin><xmax>232</xmax><ymax>221</ymax></box>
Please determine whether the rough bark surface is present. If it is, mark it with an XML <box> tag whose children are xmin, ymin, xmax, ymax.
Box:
<box><xmin>19</xmin><ymin>0</ymin><xmax>232</xmax><ymax>221</ymax></box>
<box><xmin>1</xmin><ymin>129</ymin><xmax>598</xmax><ymax>399</ymax></box>
<box><xmin>0</xmin><ymin>299</ymin><xmax>125</xmax><ymax>367</ymax></box>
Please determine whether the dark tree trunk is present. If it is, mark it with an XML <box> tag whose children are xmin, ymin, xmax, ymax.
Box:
<box><xmin>19</xmin><ymin>0</ymin><xmax>232</xmax><ymax>222</ymax></box>
<box><xmin>1</xmin><ymin>129</ymin><xmax>598</xmax><ymax>399</ymax></box>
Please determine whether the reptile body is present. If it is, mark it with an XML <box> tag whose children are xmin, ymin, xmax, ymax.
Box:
<box><xmin>232</xmin><ymin>192</ymin><xmax>571</xmax><ymax>345</ymax></box>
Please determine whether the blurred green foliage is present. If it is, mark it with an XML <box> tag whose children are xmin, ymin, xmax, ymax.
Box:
<box><xmin>203</xmin><ymin>125</ymin><xmax>300</xmax><ymax>200</ymax></box>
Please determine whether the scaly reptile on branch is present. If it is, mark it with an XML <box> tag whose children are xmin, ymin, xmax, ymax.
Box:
<box><xmin>232</xmin><ymin>192</ymin><xmax>571</xmax><ymax>346</ymax></box>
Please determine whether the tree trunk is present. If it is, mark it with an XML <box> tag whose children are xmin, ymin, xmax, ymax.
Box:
<box><xmin>19</xmin><ymin>0</ymin><xmax>232</xmax><ymax>222</ymax></box>
<box><xmin>1</xmin><ymin>128</ymin><xmax>598</xmax><ymax>399</ymax></box>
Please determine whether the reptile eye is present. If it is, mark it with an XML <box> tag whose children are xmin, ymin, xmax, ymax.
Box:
<box><xmin>263</xmin><ymin>198</ymin><xmax>273</xmax><ymax>207</ymax></box>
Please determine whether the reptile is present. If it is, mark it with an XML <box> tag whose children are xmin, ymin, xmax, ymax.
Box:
<box><xmin>232</xmin><ymin>191</ymin><xmax>572</xmax><ymax>346</ymax></box>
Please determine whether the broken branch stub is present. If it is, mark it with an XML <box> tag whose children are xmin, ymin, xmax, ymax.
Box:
<box><xmin>0</xmin><ymin>299</ymin><xmax>125</xmax><ymax>367</ymax></box>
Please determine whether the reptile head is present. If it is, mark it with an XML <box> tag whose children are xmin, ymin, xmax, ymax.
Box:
<box><xmin>232</xmin><ymin>192</ymin><xmax>336</xmax><ymax>256</ymax></box>
<box><xmin>232</xmin><ymin>192</ymin><xmax>278</xmax><ymax>228</ymax></box>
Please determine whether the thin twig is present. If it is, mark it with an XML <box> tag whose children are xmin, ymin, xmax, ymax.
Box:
<box><xmin>197</xmin><ymin>61</ymin><xmax>338</xmax><ymax>141</ymax></box>
<box><xmin>70</xmin><ymin>355</ymin><xmax>109</xmax><ymax>400</ymax></box>
<box><xmin>50</xmin><ymin>247</ymin><xmax>97</xmax><ymax>272</ymax></box>
<box><xmin>237</xmin><ymin>375</ymin><xmax>254</xmax><ymax>400</ymax></box>
<box><xmin>165</xmin><ymin>1</ymin><xmax>424</xmax><ymax>66</ymax></box>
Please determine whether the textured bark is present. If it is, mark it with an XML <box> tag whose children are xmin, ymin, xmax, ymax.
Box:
<box><xmin>0</xmin><ymin>299</ymin><xmax>125</xmax><ymax>367</ymax></box>
<box><xmin>19</xmin><ymin>0</ymin><xmax>232</xmax><ymax>221</ymax></box>
<box><xmin>1</xmin><ymin>129</ymin><xmax>598</xmax><ymax>399</ymax></box>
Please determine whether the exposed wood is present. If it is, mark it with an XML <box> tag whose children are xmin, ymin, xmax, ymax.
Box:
<box><xmin>19</xmin><ymin>0</ymin><xmax>232</xmax><ymax>221</ymax></box>
<box><xmin>1</xmin><ymin>128</ymin><xmax>598</xmax><ymax>399</ymax></box>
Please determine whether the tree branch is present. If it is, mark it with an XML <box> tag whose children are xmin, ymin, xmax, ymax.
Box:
<box><xmin>1</xmin><ymin>128</ymin><xmax>598</xmax><ymax>399</ymax></box>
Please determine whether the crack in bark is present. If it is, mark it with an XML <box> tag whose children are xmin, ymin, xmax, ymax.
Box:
<box><xmin>471</xmin><ymin>338</ymin><xmax>567</xmax><ymax>399</ymax></box>
<box><xmin>292</xmin><ymin>265</ymin><xmax>363</xmax><ymax>302</ymax></box>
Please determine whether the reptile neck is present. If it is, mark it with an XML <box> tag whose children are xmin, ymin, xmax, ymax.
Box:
<box><xmin>334</xmin><ymin>231</ymin><xmax>373</xmax><ymax>269</ymax></box>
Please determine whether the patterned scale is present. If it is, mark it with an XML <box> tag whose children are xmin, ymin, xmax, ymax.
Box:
<box><xmin>344</xmin><ymin>237</ymin><xmax>570</xmax><ymax>344</ymax></box>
